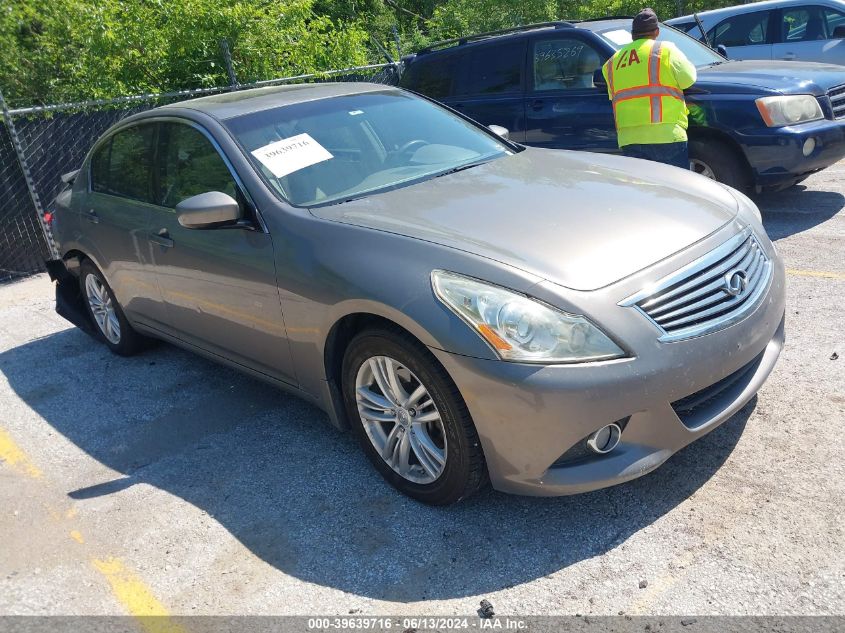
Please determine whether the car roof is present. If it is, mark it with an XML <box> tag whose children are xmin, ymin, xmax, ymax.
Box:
<box><xmin>159</xmin><ymin>82</ymin><xmax>398</xmax><ymax>120</ymax></box>
<box><xmin>668</xmin><ymin>0</ymin><xmax>843</xmax><ymax>24</ymax></box>
<box><xmin>406</xmin><ymin>19</ymin><xmax>629</xmax><ymax>62</ymax></box>
<box><xmin>575</xmin><ymin>18</ymin><xmax>632</xmax><ymax>33</ymax></box>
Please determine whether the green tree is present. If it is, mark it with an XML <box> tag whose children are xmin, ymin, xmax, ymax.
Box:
<box><xmin>0</xmin><ymin>0</ymin><xmax>370</xmax><ymax>106</ymax></box>
<box><xmin>0</xmin><ymin>0</ymin><xmax>742</xmax><ymax>107</ymax></box>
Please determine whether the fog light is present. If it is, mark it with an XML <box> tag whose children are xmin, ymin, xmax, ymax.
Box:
<box><xmin>803</xmin><ymin>138</ymin><xmax>816</xmax><ymax>157</ymax></box>
<box><xmin>586</xmin><ymin>423</ymin><xmax>622</xmax><ymax>454</ymax></box>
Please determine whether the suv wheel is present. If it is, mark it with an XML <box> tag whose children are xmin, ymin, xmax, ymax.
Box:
<box><xmin>689</xmin><ymin>139</ymin><xmax>750</xmax><ymax>191</ymax></box>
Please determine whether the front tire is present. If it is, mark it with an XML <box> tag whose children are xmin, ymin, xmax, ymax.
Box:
<box><xmin>342</xmin><ymin>328</ymin><xmax>488</xmax><ymax>505</ymax></box>
<box><xmin>689</xmin><ymin>138</ymin><xmax>750</xmax><ymax>191</ymax></box>
<box><xmin>79</xmin><ymin>260</ymin><xmax>145</xmax><ymax>356</ymax></box>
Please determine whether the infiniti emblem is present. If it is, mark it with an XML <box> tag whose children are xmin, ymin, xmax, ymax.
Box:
<box><xmin>723</xmin><ymin>269</ymin><xmax>748</xmax><ymax>297</ymax></box>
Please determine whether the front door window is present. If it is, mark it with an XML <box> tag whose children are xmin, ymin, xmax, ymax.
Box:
<box><xmin>532</xmin><ymin>38</ymin><xmax>603</xmax><ymax>92</ymax></box>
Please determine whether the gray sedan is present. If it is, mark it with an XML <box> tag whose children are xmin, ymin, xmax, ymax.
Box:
<box><xmin>668</xmin><ymin>0</ymin><xmax>845</xmax><ymax>64</ymax></box>
<box><xmin>49</xmin><ymin>83</ymin><xmax>785</xmax><ymax>504</ymax></box>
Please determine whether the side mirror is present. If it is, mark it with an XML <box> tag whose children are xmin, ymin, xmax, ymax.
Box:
<box><xmin>176</xmin><ymin>191</ymin><xmax>241</xmax><ymax>229</ymax></box>
<box><xmin>593</xmin><ymin>68</ymin><xmax>607</xmax><ymax>89</ymax></box>
<box><xmin>716</xmin><ymin>44</ymin><xmax>729</xmax><ymax>59</ymax></box>
<box><xmin>833</xmin><ymin>25</ymin><xmax>845</xmax><ymax>39</ymax></box>
<box><xmin>488</xmin><ymin>124</ymin><xmax>510</xmax><ymax>140</ymax></box>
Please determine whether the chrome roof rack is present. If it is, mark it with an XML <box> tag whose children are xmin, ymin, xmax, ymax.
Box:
<box><xmin>418</xmin><ymin>21</ymin><xmax>575</xmax><ymax>54</ymax></box>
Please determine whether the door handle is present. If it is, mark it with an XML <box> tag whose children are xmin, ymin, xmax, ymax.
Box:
<box><xmin>782</xmin><ymin>52</ymin><xmax>796</xmax><ymax>60</ymax></box>
<box><xmin>85</xmin><ymin>209</ymin><xmax>99</xmax><ymax>224</ymax></box>
<box><xmin>149</xmin><ymin>229</ymin><xmax>173</xmax><ymax>248</ymax></box>
<box><xmin>530</xmin><ymin>99</ymin><xmax>544</xmax><ymax>111</ymax></box>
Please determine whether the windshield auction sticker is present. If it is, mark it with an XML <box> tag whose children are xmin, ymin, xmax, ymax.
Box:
<box><xmin>252</xmin><ymin>133</ymin><xmax>333</xmax><ymax>178</ymax></box>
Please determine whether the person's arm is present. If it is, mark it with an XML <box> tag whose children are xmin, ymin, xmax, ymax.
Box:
<box><xmin>669</xmin><ymin>45</ymin><xmax>697</xmax><ymax>90</ymax></box>
<box><xmin>602</xmin><ymin>60</ymin><xmax>613</xmax><ymax>100</ymax></box>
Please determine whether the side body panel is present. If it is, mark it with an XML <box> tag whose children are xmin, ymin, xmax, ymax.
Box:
<box><xmin>145</xmin><ymin>208</ymin><xmax>296</xmax><ymax>385</ymax></box>
<box><xmin>66</xmin><ymin>125</ymin><xmax>166</xmax><ymax>324</ymax></box>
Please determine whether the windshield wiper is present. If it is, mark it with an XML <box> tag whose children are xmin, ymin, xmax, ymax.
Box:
<box><xmin>435</xmin><ymin>158</ymin><xmax>493</xmax><ymax>178</ymax></box>
<box><xmin>315</xmin><ymin>157</ymin><xmax>498</xmax><ymax>207</ymax></box>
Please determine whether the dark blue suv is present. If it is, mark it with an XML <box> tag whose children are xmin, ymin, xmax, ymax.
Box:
<box><xmin>400</xmin><ymin>19</ymin><xmax>845</xmax><ymax>192</ymax></box>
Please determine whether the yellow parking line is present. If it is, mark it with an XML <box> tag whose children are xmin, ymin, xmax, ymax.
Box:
<box><xmin>0</xmin><ymin>429</ymin><xmax>181</xmax><ymax>631</ymax></box>
<box><xmin>0</xmin><ymin>427</ymin><xmax>42</xmax><ymax>478</ymax></box>
<box><xmin>92</xmin><ymin>558</ymin><xmax>186</xmax><ymax>633</ymax></box>
<box><xmin>786</xmin><ymin>268</ymin><xmax>845</xmax><ymax>280</ymax></box>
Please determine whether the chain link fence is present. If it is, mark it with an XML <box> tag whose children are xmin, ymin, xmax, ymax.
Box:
<box><xmin>0</xmin><ymin>62</ymin><xmax>401</xmax><ymax>282</ymax></box>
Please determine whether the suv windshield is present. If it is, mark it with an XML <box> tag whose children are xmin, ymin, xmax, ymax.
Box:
<box><xmin>224</xmin><ymin>90</ymin><xmax>512</xmax><ymax>207</ymax></box>
<box><xmin>596</xmin><ymin>24</ymin><xmax>724</xmax><ymax>67</ymax></box>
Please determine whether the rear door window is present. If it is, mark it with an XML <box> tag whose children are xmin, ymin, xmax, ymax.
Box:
<box><xmin>465</xmin><ymin>40</ymin><xmax>526</xmax><ymax>95</ymax></box>
<box><xmin>91</xmin><ymin>124</ymin><xmax>156</xmax><ymax>203</ymax></box>
<box><xmin>782</xmin><ymin>6</ymin><xmax>831</xmax><ymax>41</ymax></box>
<box><xmin>710</xmin><ymin>11</ymin><xmax>772</xmax><ymax>46</ymax></box>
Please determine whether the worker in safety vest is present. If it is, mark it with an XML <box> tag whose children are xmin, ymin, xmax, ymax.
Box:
<box><xmin>602</xmin><ymin>8</ymin><xmax>697</xmax><ymax>169</ymax></box>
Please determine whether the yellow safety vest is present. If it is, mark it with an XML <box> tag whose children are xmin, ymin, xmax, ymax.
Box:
<box><xmin>602</xmin><ymin>39</ymin><xmax>689</xmax><ymax>147</ymax></box>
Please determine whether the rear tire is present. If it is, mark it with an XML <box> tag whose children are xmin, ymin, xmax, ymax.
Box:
<box><xmin>79</xmin><ymin>260</ymin><xmax>145</xmax><ymax>356</ymax></box>
<box><xmin>342</xmin><ymin>327</ymin><xmax>488</xmax><ymax>505</ymax></box>
<box><xmin>689</xmin><ymin>138</ymin><xmax>750</xmax><ymax>192</ymax></box>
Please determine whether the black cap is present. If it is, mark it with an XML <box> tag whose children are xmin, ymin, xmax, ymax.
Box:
<box><xmin>632</xmin><ymin>8</ymin><xmax>659</xmax><ymax>37</ymax></box>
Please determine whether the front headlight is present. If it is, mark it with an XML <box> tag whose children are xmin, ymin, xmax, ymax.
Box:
<box><xmin>431</xmin><ymin>270</ymin><xmax>625</xmax><ymax>363</ymax></box>
<box><xmin>756</xmin><ymin>95</ymin><xmax>823</xmax><ymax>127</ymax></box>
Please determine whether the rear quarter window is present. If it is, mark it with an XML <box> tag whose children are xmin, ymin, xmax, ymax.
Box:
<box><xmin>672</xmin><ymin>21</ymin><xmax>699</xmax><ymax>33</ymax></box>
<box><xmin>90</xmin><ymin>141</ymin><xmax>111</xmax><ymax>194</ymax></box>
<box><xmin>402</xmin><ymin>53</ymin><xmax>459</xmax><ymax>98</ymax></box>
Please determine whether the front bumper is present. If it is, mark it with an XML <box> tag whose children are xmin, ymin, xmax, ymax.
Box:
<box><xmin>738</xmin><ymin>118</ymin><xmax>845</xmax><ymax>188</ymax></box>
<box><xmin>429</xmin><ymin>224</ymin><xmax>786</xmax><ymax>496</ymax></box>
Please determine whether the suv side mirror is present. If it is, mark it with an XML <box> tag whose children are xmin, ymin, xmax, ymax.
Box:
<box><xmin>488</xmin><ymin>124</ymin><xmax>510</xmax><ymax>140</ymax></box>
<box><xmin>716</xmin><ymin>44</ymin><xmax>729</xmax><ymax>59</ymax></box>
<box><xmin>593</xmin><ymin>68</ymin><xmax>607</xmax><ymax>89</ymax></box>
<box><xmin>176</xmin><ymin>191</ymin><xmax>242</xmax><ymax>229</ymax></box>
<box><xmin>833</xmin><ymin>25</ymin><xmax>845</xmax><ymax>39</ymax></box>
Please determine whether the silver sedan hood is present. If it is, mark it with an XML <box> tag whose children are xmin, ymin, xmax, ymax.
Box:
<box><xmin>311</xmin><ymin>148</ymin><xmax>738</xmax><ymax>291</ymax></box>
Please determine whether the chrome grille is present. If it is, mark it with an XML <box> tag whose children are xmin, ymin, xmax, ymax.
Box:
<box><xmin>621</xmin><ymin>229</ymin><xmax>772</xmax><ymax>342</ymax></box>
<box><xmin>829</xmin><ymin>84</ymin><xmax>845</xmax><ymax>120</ymax></box>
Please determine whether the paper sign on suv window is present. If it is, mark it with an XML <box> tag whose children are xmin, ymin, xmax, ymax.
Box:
<box><xmin>252</xmin><ymin>133</ymin><xmax>333</xmax><ymax>178</ymax></box>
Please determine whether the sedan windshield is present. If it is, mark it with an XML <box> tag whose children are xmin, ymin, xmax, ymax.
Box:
<box><xmin>224</xmin><ymin>90</ymin><xmax>513</xmax><ymax>207</ymax></box>
<box><xmin>597</xmin><ymin>24</ymin><xmax>724</xmax><ymax>67</ymax></box>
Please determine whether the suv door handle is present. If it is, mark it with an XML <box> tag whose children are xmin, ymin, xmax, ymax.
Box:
<box><xmin>85</xmin><ymin>209</ymin><xmax>99</xmax><ymax>224</ymax></box>
<box><xmin>530</xmin><ymin>99</ymin><xmax>544</xmax><ymax>111</ymax></box>
<box><xmin>782</xmin><ymin>52</ymin><xmax>796</xmax><ymax>60</ymax></box>
<box><xmin>149</xmin><ymin>229</ymin><xmax>173</xmax><ymax>248</ymax></box>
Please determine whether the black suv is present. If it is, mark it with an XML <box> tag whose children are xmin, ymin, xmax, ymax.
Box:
<box><xmin>400</xmin><ymin>19</ymin><xmax>845</xmax><ymax>191</ymax></box>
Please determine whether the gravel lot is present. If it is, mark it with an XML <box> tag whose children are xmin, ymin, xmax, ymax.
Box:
<box><xmin>0</xmin><ymin>162</ymin><xmax>843</xmax><ymax>619</ymax></box>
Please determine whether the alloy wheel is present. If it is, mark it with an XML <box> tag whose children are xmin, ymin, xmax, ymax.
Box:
<box><xmin>355</xmin><ymin>355</ymin><xmax>447</xmax><ymax>484</ymax></box>
<box><xmin>690</xmin><ymin>158</ymin><xmax>716</xmax><ymax>180</ymax></box>
<box><xmin>85</xmin><ymin>274</ymin><xmax>121</xmax><ymax>344</ymax></box>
